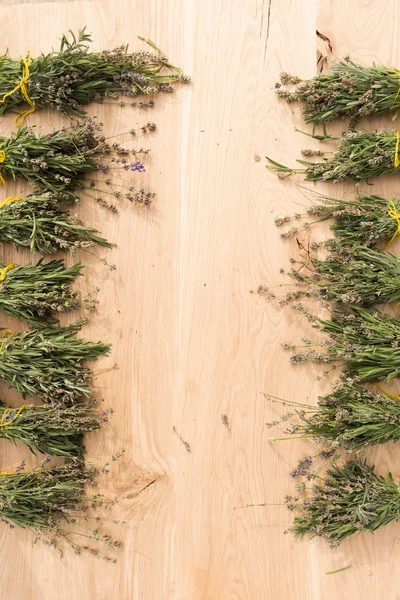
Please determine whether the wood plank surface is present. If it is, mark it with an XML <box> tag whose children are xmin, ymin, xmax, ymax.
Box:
<box><xmin>0</xmin><ymin>0</ymin><xmax>400</xmax><ymax>598</ymax></box>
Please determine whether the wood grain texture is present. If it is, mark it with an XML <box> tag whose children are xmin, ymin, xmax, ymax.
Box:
<box><xmin>0</xmin><ymin>0</ymin><xmax>399</xmax><ymax>598</ymax></box>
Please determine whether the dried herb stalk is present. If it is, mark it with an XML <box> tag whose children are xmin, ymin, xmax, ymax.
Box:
<box><xmin>0</xmin><ymin>401</ymin><xmax>109</xmax><ymax>457</ymax></box>
<box><xmin>289</xmin><ymin>460</ymin><xmax>400</xmax><ymax>547</ymax></box>
<box><xmin>0</xmin><ymin>322</ymin><xmax>110</xmax><ymax>403</ymax></box>
<box><xmin>276</xmin><ymin>61</ymin><xmax>400</xmax><ymax>125</ymax></box>
<box><xmin>287</xmin><ymin>244</ymin><xmax>400</xmax><ymax>307</ymax></box>
<box><xmin>0</xmin><ymin>259</ymin><xmax>82</xmax><ymax>325</ymax></box>
<box><xmin>0</xmin><ymin>117</ymin><xmax>149</xmax><ymax>196</ymax></box>
<box><xmin>0</xmin><ymin>193</ymin><xmax>111</xmax><ymax>253</ymax></box>
<box><xmin>275</xmin><ymin>192</ymin><xmax>400</xmax><ymax>248</ymax></box>
<box><xmin>0</xmin><ymin>28</ymin><xmax>188</xmax><ymax>120</ymax></box>
<box><xmin>267</xmin><ymin>380</ymin><xmax>400</xmax><ymax>451</ymax></box>
<box><xmin>289</xmin><ymin>306</ymin><xmax>400</xmax><ymax>382</ymax></box>
<box><xmin>0</xmin><ymin>459</ymin><xmax>121</xmax><ymax>558</ymax></box>
<box><xmin>267</xmin><ymin>130</ymin><xmax>400</xmax><ymax>182</ymax></box>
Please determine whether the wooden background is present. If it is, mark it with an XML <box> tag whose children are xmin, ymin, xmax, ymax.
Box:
<box><xmin>1</xmin><ymin>0</ymin><xmax>400</xmax><ymax>598</ymax></box>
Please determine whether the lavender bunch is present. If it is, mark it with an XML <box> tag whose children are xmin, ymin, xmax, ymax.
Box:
<box><xmin>289</xmin><ymin>460</ymin><xmax>400</xmax><ymax>547</ymax></box>
<box><xmin>0</xmin><ymin>117</ymin><xmax>151</xmax><ymax>197</ymax></box>
<box><xmin>267</xmin><ymin>130</ymin><xmax>400</xmax><ymax>182</ymax></box>
<box><xmin>267</xmin><ymin>380</ymin><xmax>400</xmax><ymax>451</ymax></box>
<box><xmin>275</xmin><ymin>192</ymin><xmax>400</xmax><ymax>248</ymax></box>
<box><xmin>0</xmin><ymin>28</ymin><xmax>188</xmax><ymax>120</ymax></box>
<box><xmin>0</xmin><ymin>322</ymin><xmax>110</xmax><ymax>403</ymax></box>
<box><xmin>0</xmin><ymin>459</ymin><xmax>121</xmax><ymax>559</ymax></box>
<box><xmin>276</xmin><ymin>61</ymin><xmax>400</xmax><ymax>126</ymax></box>
<box><xmin>0</xmin><ymin>259</ymin><xmax>82</xmax><ymax>326</ymax></box>
<box><xmin>0</xmin><ymin>401</ymin><xmax>109</xmax><ymax>458</ymax></box>
<box><xmin>287</xmin><ymin>244</ymin><xmax>400</xmax><ymax>307</ymax></box>
<box><xmin>0</xmin><ymin>193</ymin><xmax>111</xmax><ymax>253</ymax></box>
<box><xmin>289</xmin><ymin>306</ymin><xmax>400</xmax><ymax>382</ymax></box>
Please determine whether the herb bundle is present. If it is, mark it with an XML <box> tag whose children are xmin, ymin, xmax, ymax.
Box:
<box><xmin>267</xmin><ymin>130</ymin><xmax>400</xmax><ymax>182</ymax></box>
<box><xmin>0</xmin><ymin>28</ymin><xmax>188</xmax><ymax>122</ymax></box>
<box><xmin>0</xmin><ymin>322</ymin><xmax>110</xmax><ymax>403</ymax></box>
<box><xmin>276</xmin><ymin>61</ymin><xmax>400</xmax><ymax>126</ymax></box>
<box><xmin>0</xmin><ymin>259</ymin><xmax>82</xmax><ymax>325</ymax></box>
<box><xmin>288</xmin><ymin>244</ymin><xmax>400</xmax><ymax>307</ymax></box>
<box><xmin>0</xmin><ymin>459</ymin><xmax>121</xmax><ymax>558</ymax></box>
<box><xmin>267</xmin><ymin>380</ymin><xmax>400</xmax><ymax>451</ymax></box>
<box><xmin>289</xmin><ymin>460</ymin><xmax>400</xmax><ymax>547</ymax></box>
<box><xmin>0</xmin><ymin>401</ymin><xmax>108</xmax><ymax>458</ymax></box>
<box><xmin>289</xmin><ymin>306</ymin><xmax>400</xmax><ymax>382</ymax></box>
<box><xmin>0</xmin><ymin>117</ymin><xmax>150</xmax><ymax>195</ymax></box>
<box><xmin>0</xmin><ymin>193</ymin><xmax>111</xmax><ymax>253</ymax></box>
<box><xmin>275</xmin><ymin>192</ymin><xmax>400</xmax><ymax>248</ymax></box>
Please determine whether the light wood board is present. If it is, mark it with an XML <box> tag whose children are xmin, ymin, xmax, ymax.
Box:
<box><xmin>0</xmin><ymin>0</ymin><xmax>400</xmax><ymax>598</ymax></box>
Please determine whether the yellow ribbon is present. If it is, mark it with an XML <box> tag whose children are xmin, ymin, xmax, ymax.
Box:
<box><xmin>395</xmin><ymin>132</ymin><xmax>400</xmax><ymax>169</ymax></box>
<box><xmin>387</xmin><ymin>199</ymin><xmax>400</xmax><ymax>244</ymax></box>
<box><xmin>0</xmin><ymin>329</ymin><xmax>13</xmax><ymax>353</ymax></box>
<box><xmin>375</xmin><ymin>383</ymin><xmax>400</xmax><ymax>400</ymax></box>
<box><xmin>0</xmin><ymin>53</ymin><xmax>36</xmax><ymax>127</ymax></box>
<box><xmin>392</xmin><ymin>68</ymin><xmax>400</xmax><ymax>104</ymax></box>
<box><xmin>0</xmin><ymin>196</ymin><xmax>23</xmax><ymax>209</ymax></box>
<box><xmin>0</xmin><ymin>405</ymin><xmax>29</xmax><ymax>428</ymax></box>
<box><xmin>0</xmin><ymin>263</ymin><xmax>16</xmax><ymax>282</ymax></box>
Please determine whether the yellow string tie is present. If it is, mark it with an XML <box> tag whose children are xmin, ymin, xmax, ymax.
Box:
<box><xmin>0</xmin><ymin>53</ymin><xmax>36</xmax><ymax>127</ymax></box>
<box><xmin>0</xmin><ymin>472</ymin><xmax>11</xmax><ymax>476</ymax></box>
<box><xmin>0</xmin><ymin>329</ymin><xmax>13</xmax><ymax>353</ymax></box>
<box><xmin>0</xmin><ymin>405</ymin><xmax>29</xmax><ymax>428</ymax></box>
<box><xmin>0</xmin><ymin>150</ymin><xmax>6</xmax><ymax>186</ymax></box>
<box><xmin>0</xmin><ymin>263</ymin><xmax>16</xmax><ymax>282</ymax></box>
<box><xmin>387</xmin><ymin>199</ymin><xmax>400</xmax><ymax>244</ymax></box>
<box><xmin>375</xmin><ymin>383</ymin><xmax>400</xmax><ymax>400</ymax></box>
<box><xmin>394</xmin><ymin>132</ymin><xmax>400</xmax><ymax>169</ymax></box>
<box><xmin>0</xmin><ymin>196</ymin><xmax>23</xmax><ymax>209</ymax></box>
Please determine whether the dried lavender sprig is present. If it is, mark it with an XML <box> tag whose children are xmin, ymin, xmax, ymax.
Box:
<box><xmin>289</xmin><ymin>306</ymin><xmax>400</xmax><ymax>382</ymax></box>
<box><xmin>288</xmin><ymin>244</ymin><xmax>400</xmax><ymax>307</ymax></box>
<box><xmin>267</xmin><ymin>380</ymin><xmax>400</xmax><ymax>451</ymax></box>
<box><xmin>267</xmin><ymin>130</ymin><xmax>400</xmax><ymax>182</ymax></box>
<box><xmin>290</xmin><ymin>460</ymin><xmax>400</xmax><ymax>547</ymax></box>
<box><xmin>0</xmin><ymin>28</ymin><xmax>189</xmax><ymax>119</ymax></box>
<box><xmin>0</xmin><ymin>117</ymin><xmax>148</xmax><ymax>195</ymax></box>
<box><xmin>276</xmin><ymin>61</ymin><xmax>400</xmax><ymax>125</ymax></box>
<box><xmin>0</xmin><ymin>192</ymin><xmax>112</xmax><ymax>253</ymax></box>
<box><xmin>276</xmin><ymin>192</ymin><xmax>400</xmax><ymax>248</ymax></box>
<box><xmin>0</xmin><ymin>401</ymin><xmax>109</xmax><ymax>458</ymax></box>
<box><xmin>0</xmin><ymin>321</ymin><xmax>110</xmax><ymax>403</ymax></box>
<box><xmin>0</xmin><ymin>458</ymin><xmax>121</xmax><ymax>559</ymax></box>
<box><xmin>0</xmin><ymin>259</ymin><xmax>82</xmax><ymax>326</ymax></box>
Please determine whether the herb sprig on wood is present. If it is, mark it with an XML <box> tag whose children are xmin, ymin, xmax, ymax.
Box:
<box><xmin>266</xmin><ymin>380</ymin><xmax>400</xmax><ymax>451</ymax></box>
<box><xmin>0</xmin><ymin>28</ymin><xmax>189</xmax><ymax>119</ymax></box>
<box><xmin>267</xmin><ymin>130</ymin><xmax>400</xmax><ymax>182</ymax></box>
<box><xmin>275</xmin><ymin>192</ymin><xmax>400</xmax><ymax>248</ymax></box>
<box><xmin>288</xmin><ymin>306</ymin><xmax>400</xmax><ymax>382</ymax></box>
<box><xmin>276</xmin><ymin>61</ymin><xmax>400</xmax><ymax>126</ymax></box>
<box><xmin>289</xmin><ymin>460</ymin><xmax>400</xmax><ymax>547</ymax></box>
<box><xmin>0</xmin><ymin>193</ymin><xmax>111</xmax><ymax>253</ymax></box>
<box><xmin>0</xmin><ymin>401</ymin><xmax>109</xmax><ymax>458</ymax></box>
<box><xmin>0</xmin><ymin>321</ymin><xmax>110</xmax><ymax>403</ymax></box>
<box><xmin>0</xmin><ymin>259</ymin><xmax>82</xmax><ymax>325</ymax></box>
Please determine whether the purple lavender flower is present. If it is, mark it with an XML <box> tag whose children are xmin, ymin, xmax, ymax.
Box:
<box><xmin>131</xmin><ymin>160</ymin><xmax>146</xmax><ymax>173</ymax></box>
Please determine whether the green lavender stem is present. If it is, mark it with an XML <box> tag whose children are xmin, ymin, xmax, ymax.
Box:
<box><xmin>0</xmin><ymin>259</ymin><xmax>82</xmax><ymax>326</ymax></box>
<box><xmin>0</xmin><ymin>28</ymin><xmax>188</xmax><ymax>119</ymax></box>
<box><xmin>267</xmin><ymin>381</ymin><xmax>400</xmax><ymax>450</ymax></box>
<box><xmin>289</xmin><ymin>244</ymin><xmax>400</xmax><ymax>307</ymax></box>
<box><xmin>0</xmin><ymin>402</ymin><xmax>107</xmax><ymax>457</ymax></box>
<box><xmin>267</xmin><ymin>130</ymin><xmax>400</xmax><ymax>182</ymax></box>
<box><xmin>290</xmin><ymin>460</ymin><xmax>400</xmax><ymax>547</ymax></box>
<box><xmin>0</xmin><ymin>322</ymin><xmax>110</xmax><ymax>403</ymax></box>
<box><xmin>0</xmin><ymin>193</ymin><xmax>111</xmax><ymax>253</ymax></box>
<box><xmin>276</xmin><ymin>61</ymin><xmax>400</xmax><ymax>125</ymax></box>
